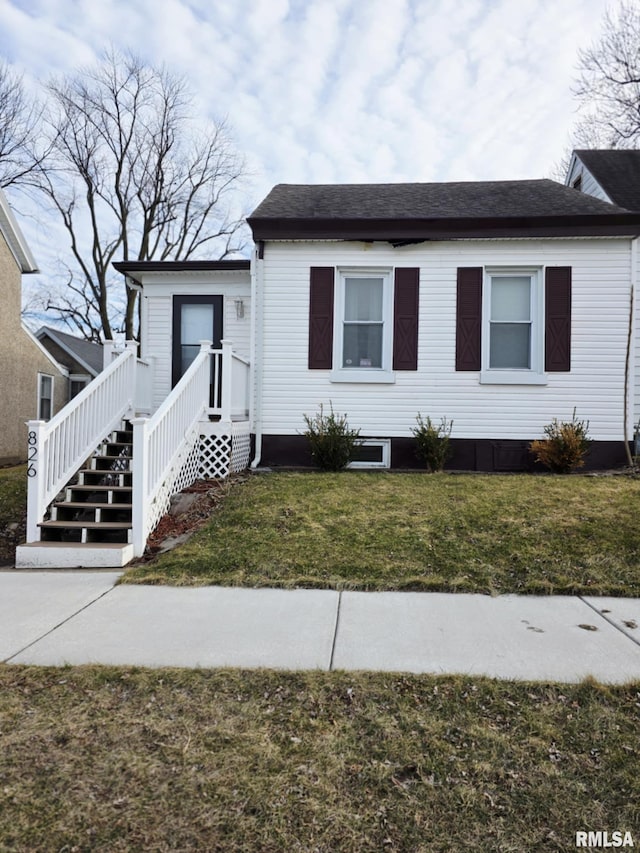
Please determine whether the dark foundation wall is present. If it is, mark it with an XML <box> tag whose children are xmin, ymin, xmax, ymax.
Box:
<box><xmin>259</xmin><ymin>434</ymin><xmax>630</xmax><ymax>472</ymax></box>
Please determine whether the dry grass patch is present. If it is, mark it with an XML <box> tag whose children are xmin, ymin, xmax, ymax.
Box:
<box><xmin>0</xmin><ymin>465</ymin><xmax>26</xmax><ymax>563</ymax></box>
<box><xmin>1</xmin><ymin>667</ymin><xmax>639</xmax><ymax>852</ymax></box>
<box><xmin>125</xmin><ymin>472</ymin><xmax>640</xmax><ymax>596</ymax></box>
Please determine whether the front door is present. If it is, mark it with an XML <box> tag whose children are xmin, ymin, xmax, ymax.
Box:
<box><xmin>171</xmin><ymin>295</ymin><xmax>223</xmax><ymax>389</ymax></box>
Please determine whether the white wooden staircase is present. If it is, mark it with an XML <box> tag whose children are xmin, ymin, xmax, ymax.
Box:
<box><xmin>16</xmin><ymin>339</ymin><xmax>251</xmax><ymax>569</ymax></box>
<box><xmin>39</xmin><ymin>422</ymin><xmax>133</xmax><ymax>546</ymax></box>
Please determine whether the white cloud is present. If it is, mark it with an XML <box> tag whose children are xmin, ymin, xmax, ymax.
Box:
<box><xmin>0</xmin><ymin>0</ymin><xmax>614</xmax><ymax>297</ymax></box>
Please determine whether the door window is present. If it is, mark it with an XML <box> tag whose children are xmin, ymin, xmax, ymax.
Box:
<box><xmin>172</xmin><ymin>296</ymin><xmax>223</xmax><ymax>387</ymax></box>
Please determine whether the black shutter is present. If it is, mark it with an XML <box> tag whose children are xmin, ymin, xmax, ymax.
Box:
<box><xmin>393</xmin><ymin>268</ymin><xmax>419</xmax><ymax>370</ymax></box>
<box><xmin>545</xmin><ymin>267</ymin><xmax>571</xmax><ymax>372</ymax></box>
<box><xmin>456</xmin><ymin>267</ymin><xmax>482</xmax><ymax>371</ymax></box>
<box><xmin>308</xmin><ymin>267</ymin><xmax>334</xmax><ymax>369</ymax></box>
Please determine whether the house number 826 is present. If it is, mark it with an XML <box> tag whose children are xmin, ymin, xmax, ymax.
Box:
<box><xmin>27</xmin><ymin>431</ymin><xmax>37</xmax><ymax>477</ymax></box>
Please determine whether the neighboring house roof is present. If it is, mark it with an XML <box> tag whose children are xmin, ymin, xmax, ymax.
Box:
<box><xmin>248</xmin><ymin>179</ymin><xmax>640</xmax><ymax>242</ymax></box>
<box><xmin>36</xmin><ymin>326</ymin><xmax>103</xmax><ymax>376</ymax></box>
<box><xmin>571</xmin><ymin>150</ymin><xmax>640</xmax><ymax>211</ymax></box>
<box><xmin>0</xmin><ymin>188</ymin><xmax>38</xmax><ymax>272</ymax></box>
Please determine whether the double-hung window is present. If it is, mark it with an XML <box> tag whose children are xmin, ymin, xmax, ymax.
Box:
<box><xmin>38</xmin><ymin>374</ymin><xmax>54</xmax><ymax>420</ymax></box>
<box><xmin>333</xmin><ymin>269</ymin><xmax>394</xmax><ymax>382</ymax></box>
<box><xmin>481</xmin><ymin>268</ymin><xmax>545</xmax><ymax>383</ymax></box>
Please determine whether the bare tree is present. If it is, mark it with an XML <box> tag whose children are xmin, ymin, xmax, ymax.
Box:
<box><xmin>0</xmin><ymin>61</ymin><xmax>45</xmax><ymax>189</ymax></box>
<box><xmin>574</xmin><ymin>1</ymin><xmax>640</xmax><ymax>149</ymax></box>
<box><xmin>36</xmin><ymin>48</ymin><xmax>247</xmax><ymax>341</ymax></box>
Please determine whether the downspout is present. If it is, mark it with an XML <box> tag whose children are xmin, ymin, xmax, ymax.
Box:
<box><xmin>250</xmin><ymin>241</ymin><xmax>265</xmax><ymax>468</ymax></box>
<box><xmin>623</xmin><ymin>236</ymin><xmax>637</xmax><ymax>467</ymax></box>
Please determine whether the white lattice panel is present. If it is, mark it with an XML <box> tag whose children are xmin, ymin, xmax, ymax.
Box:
<box><xmin>146</xmin><ymin>434</ymin><xmax>201</xmax><ymax>536</ymax></box>
<box><xmin>144</xmin><ymin>421</ymin><xmax>251</xmax><ymax>541</ymax></box>
<box><xmin>231</xmin><ymin>423</ymin><xmax>251</xmax><ymax>472</ymax></box>
<box><xmin>199</xmin><ymin>433</ymin><xmax>232</xmax><ymax>479</ymax></box>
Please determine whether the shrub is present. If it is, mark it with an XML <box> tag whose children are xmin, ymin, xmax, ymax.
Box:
<box><xmin>412</xmin><ymin>414</ymin><xmax>453</xmax><ymax>472</ymax></box>
<box><xmin>529</xmin><ymin>409</ymin><xmax>591</xmax><ymax>474</ymax></box>
<box><xmin>303</xmin><ymin>403</ymin><xmax>361</xmax><ymax>471</ymax></box>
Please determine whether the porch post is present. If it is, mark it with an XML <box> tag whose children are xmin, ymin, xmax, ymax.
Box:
<box><xmin>221</xmin><ymin>339</ymin><xmax>233</xmax><ymax>423</ymax></box>
<box><xmin>131</xmin><ymin>416</ymin><xmax>149</xmax><ymax>557</ymax></box>
<box><xmin>102</xmin><ymin>340</ymin><xmax>115</xmax><ymax>370</ymax></box>
<box><xmin>25</xmin><ymin>420</ymin><xmax>46</xmax><ymax>542</ymax></box>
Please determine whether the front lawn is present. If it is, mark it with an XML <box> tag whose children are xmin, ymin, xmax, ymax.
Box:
<box><xmin>125</xmin><ymin>472</ymin><xmax>640</xmax><ymax>596</ymax></box>
<box><xmin>0</xmin><ymin>465</ymin><xmax>26</xmax><ymax>563</ymax></box>
<box><xmin>1</xmin><ymin>667</ymin><xmax>638</xmax><ymax>852</ymax></box>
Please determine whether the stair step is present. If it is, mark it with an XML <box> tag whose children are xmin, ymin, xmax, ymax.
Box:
<box><xmin>54</xmin><ymin>502</ymin><xmax>133</xmax><ymax>510</ymax></box>
<box><xmin>67</xmin><ymin>485</ymin><xmax>132</xmax><ymax>493</ymax></box>
<box><xmin>78</xmin><ymin>469</ymin><xmax>132</xmax><ymax>485</ymax></box>
<box><xmin>16</xmin><ymin>542</ymin><xmax>134</xmax><ymax>569</ymax></box>
<box><xmin>39</xmin><ymin>521</ymin><xmax>132</xmax><ymax>530</ymax></box>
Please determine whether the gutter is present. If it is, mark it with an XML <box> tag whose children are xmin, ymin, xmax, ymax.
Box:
<box><xmin>624</xmin><ymin>236</ymin><xmax>638</xmax><ymax>465</ymax></box>
<box><xmin>250</xmin><ymin>242</ymin><xmax>265</xmax><ymax>468</ymax></box>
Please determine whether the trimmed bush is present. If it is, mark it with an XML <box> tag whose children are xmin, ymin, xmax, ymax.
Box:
<box><xmin>530</xmin><ymin>409</ymin><xmax>591</xmax><ymax>473</ymax></box>
<box><xmin>412</xmin><ymin>414</ymin><xmax>453</xmax><ymax>472</ymax></box>
<box><xmin>303</xmin><ymin>403</ymin><xmax>361</xmax><ymax>471</ymax></box>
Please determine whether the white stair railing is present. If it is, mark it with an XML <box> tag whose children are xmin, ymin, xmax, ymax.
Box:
<box><xmin>207</xmin><ymin>340</ymin><xmax>250</xmax><ymax>419</ymax></box>
<box><xmin>25</xmin><ymin>341</ymin><xmax>138</xmax><ymax>542</ymax></box>
<box><xmin>131</xmin><ymin>341</ymin><xmax>211</xmax><ymax>556</ymax></box>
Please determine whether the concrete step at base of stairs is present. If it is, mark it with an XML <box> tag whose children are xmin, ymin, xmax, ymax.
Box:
<box><xmin>15</xmin><ymin>542</ymin><xmax>134</xmax><ymax>569</ymax></box>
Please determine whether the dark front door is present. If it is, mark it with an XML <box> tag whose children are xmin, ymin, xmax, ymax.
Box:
<box><xmin>171</xmin><ymin>295</ymin><xmax>223</xmax><ymax>388</ymax></box>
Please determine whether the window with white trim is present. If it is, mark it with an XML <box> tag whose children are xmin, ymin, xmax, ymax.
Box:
<box><xmin>481</xmin><ymin>268</ymin><xmax>545</xmax><ymax>384</ymax></box>
<box><xmin>332</xmin><ymin>269</ymin><xmax>394</xmax><ymax>382</ymax></box>
<box><xmin>38</xmin><ymin>374</ymin><xmax>54</xmax><ymax>420</ymax></box>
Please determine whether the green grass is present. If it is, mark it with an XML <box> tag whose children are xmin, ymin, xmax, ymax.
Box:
<box><xmin>0</xmin><ymin>667</ymin><xmax>638</xmax><ymax>852</ymax></box>
<box><xmin>0</xmin><ymin>465</ymin><xmax>26</xmax><ymax>562</ymax></box>
<box><xmin>125</xmin><ymin>471</ymin><xmax>640</xmax><ymax>596</ymax></box>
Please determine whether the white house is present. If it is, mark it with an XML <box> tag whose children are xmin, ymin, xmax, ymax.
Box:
<box><xmin>17</xmin><ymin>161</ymin><xmax>640</xmax><ymax>568</ymax></box>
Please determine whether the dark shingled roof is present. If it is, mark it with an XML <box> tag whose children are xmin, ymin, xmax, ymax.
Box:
<box><xmin>37</xmin><ymin>327</ymin><xmax>103</xmax><ymax>375</ymax></box>
<box><xmin>248</xmin><ymin>179</ymin><xmax>640</xmax><ymax>242</ymax></box>
<box><xmin>574</xmin><ymin>149</ymin><xmax>640</xmax><ymax>211</ymax></box>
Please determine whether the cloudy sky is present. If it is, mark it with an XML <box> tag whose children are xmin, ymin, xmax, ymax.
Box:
<box><xmin>0</xmin><ymin>0</ymin><xmax>613</xmax><ymax>280</ymax></box>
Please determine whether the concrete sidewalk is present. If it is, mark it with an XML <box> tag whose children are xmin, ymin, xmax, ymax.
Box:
<box><xmin>2</xmin><ymin>571</ymin><xmax>640</xmax><ymax>683</ymax></box>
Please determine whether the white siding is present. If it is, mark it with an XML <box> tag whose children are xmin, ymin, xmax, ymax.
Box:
<box><xmin>139</xmin><ymin>271</ymin><xmax>251</xmax><ymax>411</ymax></box>
<box><xmin>259</xmin><ymin>238</ymin><xmax>633</xmax><ymax>443</ymax></box>
<box><xmin>566</xmin><ymin>158</ymin><xmax>612</xmax><ymax>203</ymax></box>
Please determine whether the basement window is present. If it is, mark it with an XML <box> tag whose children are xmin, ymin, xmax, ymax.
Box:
<box><xmin>348</xmin><ymin>439</ymin><xmax>390</xmax><ymax>469</ymax></box>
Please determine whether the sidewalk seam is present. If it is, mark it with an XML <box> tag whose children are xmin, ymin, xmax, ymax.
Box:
<box><xmin>579</xmin><ymin>596</ymin><xmax>640</xmax><ymax>650</ymax></box>
<box><xmin>329</xmin><ymin>591</ymin><xmax>343</xmax><ymax>671</ymax></box>
<box><xmin>3</xmin><ymin>583</ymin><xmax>117</xmax><ymax>664</ymax></box>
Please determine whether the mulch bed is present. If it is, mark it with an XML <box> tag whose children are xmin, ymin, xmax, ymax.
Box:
<box><xmin>139</xmin><ymin>474</ymin><xmax>248</xmax><ymax>561</ymax></box>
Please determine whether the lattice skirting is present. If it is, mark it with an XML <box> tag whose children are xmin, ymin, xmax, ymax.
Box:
<box><xmin>145</xmin><ymin>434</ymin><xmax>202</xmax><ymax>536</ymax></box>
<box><xmin>145</xmin><ymin>422</ymin><xmax>251</xmax><ymax>538</ymax></box>
<box><xmin>199</xmin><ymin>422</ymin><xmax>251</xmax><ymax>479</ymax></box>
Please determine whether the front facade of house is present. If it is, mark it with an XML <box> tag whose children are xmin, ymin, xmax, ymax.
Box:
<box><xmin>248</xmin><ymin>179</ymin><xmax>640</xmax><ymax>471</ymax></box>
<box><xmin>0</xmin><ymin>190</ymin><xmax>67</xmax><ymax>466</ymax></box>
<box><xmin>250</xmin><ymin>236</ymin><xmax>631</xmax><ymax>471</ymax></box>
<box><xmin>17</xmin><ymin>161</ymin><xmax>640</xmax><ymax>568</ymax></box>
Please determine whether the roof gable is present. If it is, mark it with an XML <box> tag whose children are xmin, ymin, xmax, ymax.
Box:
<box><xmin>0</xmin><ymin>188</ymin><xmax>38</xmax><ymax>273</ymax></box>
<box><xmin>572</xmin><ymin>150</ymin><xmax>640</xmax><ymax>211</ymax></box>
<box><xmin>36</xmin><ymin>326</ymin><xmax>103</xmax><ymax>375</ymax></box>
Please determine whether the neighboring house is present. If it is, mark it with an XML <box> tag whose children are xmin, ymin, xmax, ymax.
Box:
<box><xmin>566</xmin><ymin>149</ymin><xmax>640</xmax><ymax>428</ymax></box>
<box><xmin>36</xmin><ymin>326</ymin><xmax>103</xmax><ymax>399</ymax></box>
<box><xmin>16</xmin><ymin>161</ymin><xmax>640</xmax><ymax>568</ymax></box>
<box><xmin>0</xmin><ymin>189</ymin><xmax>67</xmax><ymax>466</ymax></box>
<box><xmin>565</xmin><ymin>149</ymin><xmax>640</xmax><ymax>209</ymax></box>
